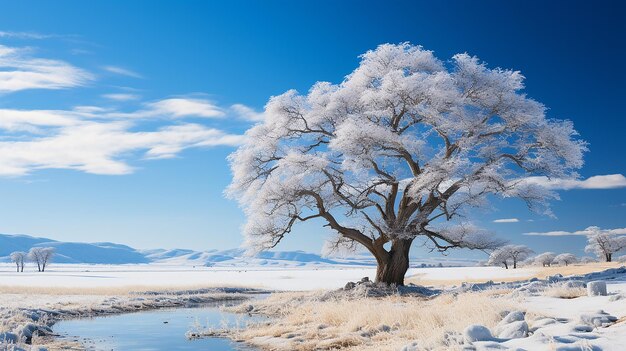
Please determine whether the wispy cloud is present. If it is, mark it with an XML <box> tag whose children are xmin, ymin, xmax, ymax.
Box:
<box><xmin>148</xmin><ymin>98</ymin><xmax>224</xmax><ymax>118</ymax></box>
<box><xmin>524</xmin><ymin>226</ymin><xmax>626</xmax><ymax>236</ymax></box>
<box><xmin>102</xmin><ymin>93</ymin><xmax>141</xmax><ymax>101</ymax></box>
<box><xmin>231</xmin><ymin>104</ymin><xmax>265</xmax><ymax>122</ymax></box>
<box><xmin>102</xmin><ymin>65</ymin><xmax>142</xmax><ymax>78</ymax></box>
<box><xmin>0</xmin><ymin>44</ymin><xmax>93</xmax><ymax>92</ymax></box>
<box><xmin>0</xmin><ymin>31</ymin><xmax>51</xmax><ymax>40</ymax></box>
<box><xmin>521</xmin><ymin>174</ymin><xmax>626</xmax><ymax>190</ymax></box>
<box><xmin>493</xmin><ymin>218</ymin><xmax>519</xmax><ymax>223</ymax></box>
<box><xmin>0</xmin><ymin>106</ymin><xmax>244</xmax><ymax>176</ymax></box>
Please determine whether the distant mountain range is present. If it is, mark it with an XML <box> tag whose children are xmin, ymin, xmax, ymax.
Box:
<box><xmin>0</xmin><ymin>233</ymin><xmax>478</xmax><ymax>267</ymax></box>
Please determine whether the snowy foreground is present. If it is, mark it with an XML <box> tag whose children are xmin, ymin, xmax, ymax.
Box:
<box><xmin>0</xmin><ymin>263</ymin><xmax>625</xmax><ymax>350</ymax></box>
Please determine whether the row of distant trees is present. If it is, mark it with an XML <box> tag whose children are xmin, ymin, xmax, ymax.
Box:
<box><xmin>9</xmin><ymin>247</ymin><xmax>55</xmax><ymax>272</ymax></box>
<box><xmin>488</xmin><ymin>231</ymin><xmax>626</xmax><ymax>269</ymax></box>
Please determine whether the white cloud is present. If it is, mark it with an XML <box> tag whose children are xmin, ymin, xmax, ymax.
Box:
<box><xmin>102</xmin><ymin>93</ymin><xmax>141</xmax><ymax>101</ymax></box>
<box><xmin>0</xmin><ymin>106</ymin><xmax>243</xmax><ymax>176</ymax></box>
<box><xmin>524</xmin><ymin>226</ymin><xmax>626</xmax><ymax>236</ymax></box>
<box><xmin>148</xmin><ymin>98</ymin><xmax>224</xmax><ymax>118</ymax></box>
<box><xmin>493</xmin><ymin>218</ymin><xmax>519</xmax><ymax>223</ymax></box>
<box><xmin>0</xmin><ymin>44</ymin><xmax>93</xmax><ymax>92</ymax></box>
<box><xmin>231</xmin><ymin>104</ymin><xmax>265</xmax><ymax>122</ymax></box>
<box><xmin>102</xmin><ymin>65</ymin><xmax>142</xmax><ymax>78</ymax></box>
<box><xmin>522</xmin><ymin>174</ymin><xmax>626</xmax><ymax>190</ymax></box>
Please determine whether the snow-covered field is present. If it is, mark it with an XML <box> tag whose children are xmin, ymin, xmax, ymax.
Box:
<box><xmin>0</xmin><ymin>263</ymin><xmax>536</xmax><ymax>292</ymax></box>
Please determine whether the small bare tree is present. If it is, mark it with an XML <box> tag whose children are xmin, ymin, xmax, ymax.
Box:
<box><xmin>28</xmin><ymin>247</ymin><xmax>55</xmax><ymax>272</ymax></box>
<box><xmin>10</xmin><ymin>251</ymin><xmax>26</xmax><ymax>272</ymax></box>
<box><xmin>553</xmin><ymin>253</ymin><xmax>577</xmax><ymax>266</ymax></box>
<box><xmin>534</xmin><ymin>252</ymin><xmax>556</xmax><ymax>267</ymax></box>
<box><xmin>585</xmin><ymin>227</ymin><xmax>626</xmax><ymax>262</ymax></box>
<box><xmin>488</xmin><ymin>244</ymin><xmax>533</xmax><ymax>269</ymax></box>
<box><xmin>488</xmin><ymin>247</ymin><xmax>511</xmax><ymax>269</ymax></box>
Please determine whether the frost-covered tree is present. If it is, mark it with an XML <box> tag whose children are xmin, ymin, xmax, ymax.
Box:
<box><xmin>488</xmin><ymin>247</ymin><xmax>512</xmax><ymax>269</ymax></box>
<box><xmin>534</xmin><ymin>252</ymin><xmax>556</xmax><ymax>267</ymax></box>
<box><xmin>585</xmin><ymin>227</ymin><xmax>626</xmax><ymax>262</ymax></box>
<box><xmin>28</xmin><ymin>247</ymin><xmax>55</xmax><ymax>272</ymax></box>
<box><xmin>553</xmin><ymin>253</ymin><xmax>577</xmax><ymax>266</ymax></box>
<box><xmin>10</xmin><ymin>251</ymin><xmax>26</xmax><ymax>272</ymax></box>
<box><xmin>227</xmin><ymin>43</ymin><xmax>586</xmax><ymax>285</ymax></box>
<box><xmin>488</xmin><ymin>245</ymin><xmax>533</xmax><ymax>269</ymax></box>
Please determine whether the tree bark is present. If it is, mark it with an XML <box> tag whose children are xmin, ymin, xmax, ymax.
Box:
<box><xmin>374</xmin><ymin>239</ymin><xmax>412</xmax><ymax>286</ymax></box>
<box><xmin>606</xmin><ymin>253</ymin><xmax>612</xmax><ymax>262</ymax></box>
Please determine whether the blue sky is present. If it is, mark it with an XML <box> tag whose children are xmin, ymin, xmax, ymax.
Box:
<box><xmin>0</xmin><ymin>1</ymin><xmax>624</xmax><ymax>259</ymax></box>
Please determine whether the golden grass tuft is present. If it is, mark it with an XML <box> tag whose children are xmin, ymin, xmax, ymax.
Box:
<box><xmin>543</xmin><ymin>285</ymin><xmax>587</xmax><ymax>299</ymax></box>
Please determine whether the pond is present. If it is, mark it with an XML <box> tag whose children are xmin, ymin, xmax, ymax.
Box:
<box><xmin>54</xmin><ymin>303</ymin><xmax>258</xmax><ymax>351</ymax></box>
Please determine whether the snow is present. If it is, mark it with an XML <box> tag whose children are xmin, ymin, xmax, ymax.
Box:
<box><xmin>0</xmin><ymin>263</ymin><xmax>534</xmax><ymax>292</ymax></box>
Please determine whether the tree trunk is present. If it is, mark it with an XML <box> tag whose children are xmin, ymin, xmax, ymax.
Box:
<box><xmin>504</xmin><ymin>262</ymin><xmax>509</xmax><ymax>269</ymax></box>
<box><xmin>15</xmin><ymin>264</ymin><xmax>19</xmax><ymax>272</ymax></box>
<box><xmin>606</xmin><ymin>253</ymin><xmax>612</xmax><ymax>262</ymax></box>
<box><xmin>374</xmin><ymin>239</ymin><xmax>412</xmax><ymax>286</ymax></box>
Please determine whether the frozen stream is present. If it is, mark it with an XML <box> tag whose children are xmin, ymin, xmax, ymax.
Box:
<box><xmin>54</xmin><ymin>303</ymin><xmax>257</xmax><ymax>351</ymax></box>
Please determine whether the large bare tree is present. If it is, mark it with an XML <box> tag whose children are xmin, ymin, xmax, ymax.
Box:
<box><xmin>227</xmin><ymin>43</ymin><xmax>586</xmax><ymax>285</ymax></box>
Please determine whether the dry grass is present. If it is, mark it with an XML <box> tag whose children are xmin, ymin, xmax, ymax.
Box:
<box><xmin>543</xmin><ymin>285</ymin><xmax>587</xmax><ymax>299</ymax></box>
<box><xmin>406</xmin><ymin>262</ymin><xmax>622</xmax><ymax>288</ymax></box>
<box><xmin>230</xmin><ymin>290</ymin><xmax>515</xmax><ymax>351</ymax></box>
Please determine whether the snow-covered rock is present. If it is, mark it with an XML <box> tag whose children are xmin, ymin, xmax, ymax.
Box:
<box><xmin>464</xmin><ymin>324</ymin><xmax>493</xmax><ymax>343</ymax></box>
<box><xmin>493</xmin><ymin>311</ymin><xmax>529</xmax><ymax>339</ymax></box>
<box><xmin>579</xmin><ymin>310</ymin><xmax>618</xmax><ymax>327</ymax></box>
<box><xmin>497</xmin><ymin>320</ymin><xmax>529</xmax><ymax>339</ymax></box>
<box><xmin>0</xmin><ymin>332</ymin><xmax>18</xmax><ymax>344</ymax></box>
<box><xmin>500</xmin><ymin>311</ymin><xmax>525</xmax><ymax>324</ymax></box>
<box><xmin>587</xmin><ymin>281</ymin><xmax>607</xmax><ymax>296</ymax></box>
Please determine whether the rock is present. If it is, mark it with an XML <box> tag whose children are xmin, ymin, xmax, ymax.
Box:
<box><xmin>0</xmin><ymin>332</ymin><xmax>19</xmax><ymax>343</ymax></box>
<box><xmin>587</xmin><ymin>281</ymin><xmax>607</xmax><ymax>296</ymax></box>
<box><xmin>497</xmin><ymin>321</ymin><xmax>529</xmax><ymax>339</ymax></box>
<box><xmin>609</xmin><ymin>294</ymin><xmax>625</xmax><ymax>302</ymax></box>
<box><xmin>463</xmin><ymin>324</ymin><xmax>493</xmax><ymax>343</ymax></box>
<box><xmin>360</xmin><ymin>277</ymin><xmax>370</xmax><ymax>283</ymax></box>
<box><xmin>529</xmin><ymin>277</ymin><xmax>539</xmax><ymax>282</ymax></box>
<box><xmin>500</xmin><ymin>311</ymin><xmax>525</xmax><ymax>324</ymax></box>
<box><xmin>344</xmin><ymin>282</ymin><xmax>356</xmax><ymax>290</ymax></box>
<box><xmin>580</xmin><ymin>310</ymin><xmax>618</xmax><ymax>327</ymax></box>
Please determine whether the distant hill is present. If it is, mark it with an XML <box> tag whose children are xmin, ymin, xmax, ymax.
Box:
<box><xmin>0</xmin><ymin>233</ymin><xmax>479</xmax><ymax>267</ymax></box>
<box><xmin>0</xmin><ymin>234</ymin><xmax>149</xmax><ymax>264</ymax></box>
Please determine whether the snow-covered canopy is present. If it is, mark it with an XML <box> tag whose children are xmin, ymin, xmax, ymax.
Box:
<box><xmin>227</xmin><ymin>43</ymin><xmax>586</xmax><ymax>256</ymax></box>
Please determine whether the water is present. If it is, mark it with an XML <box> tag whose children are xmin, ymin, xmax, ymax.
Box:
<box><xmin>54</xmin><ymin>303</ymin><xmax>257</xmax><ymax>351</ymax></box>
